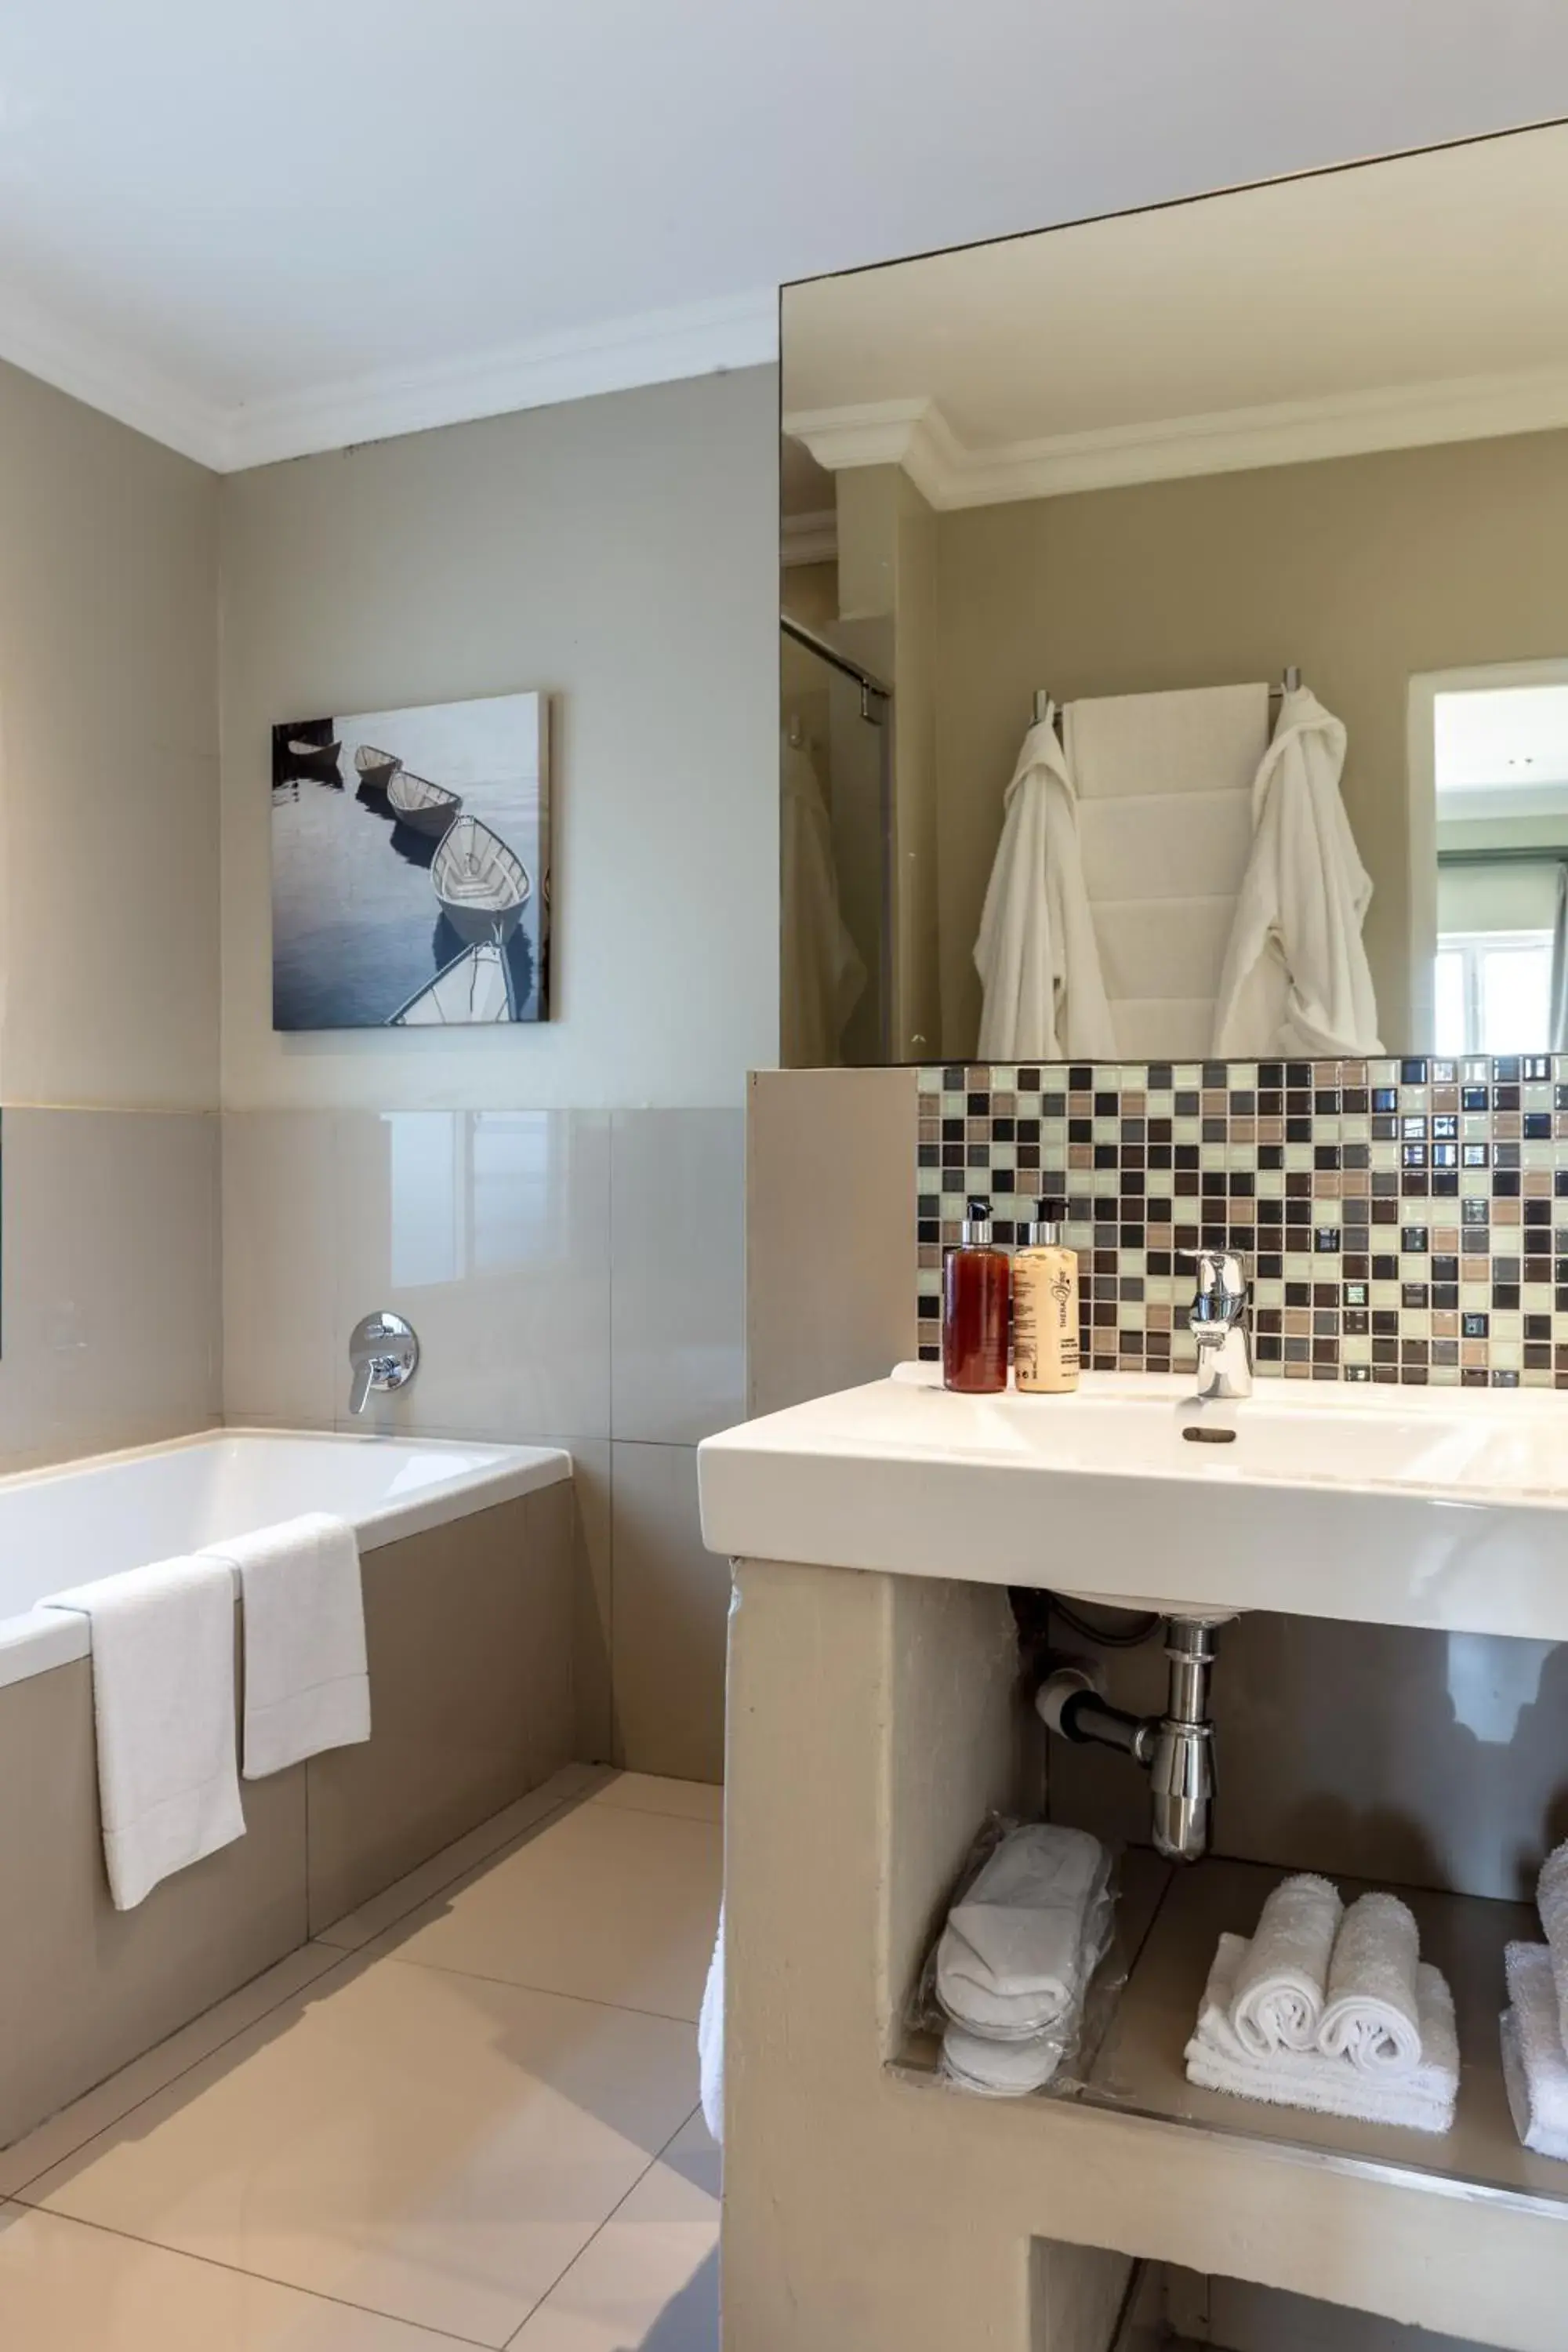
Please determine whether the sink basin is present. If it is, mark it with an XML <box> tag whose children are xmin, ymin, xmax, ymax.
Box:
<box><xmin>697</xmin><ymin>1366</ymin><xmax>1568</xmax><ymax>1642</ymax></box>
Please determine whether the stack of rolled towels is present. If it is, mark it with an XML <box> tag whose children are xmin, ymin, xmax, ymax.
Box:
<box><xmin>1501</xmin><ymin>1838</ymin><xmax>1568</xmax><ymax>2159</ymax></box>
<box><xmin>1185</xmin><ymin>1873</ymin><xmax>1458</xmax><ymax>2134</ymax></box>
<box><xmin>935</xmin><ymin>1823</ymin><xmax>1110</xmax><ymax>2096</ymax></box>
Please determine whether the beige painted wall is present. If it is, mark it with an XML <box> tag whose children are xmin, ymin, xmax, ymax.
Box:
<box><xmin>936</xmin><ymin>426</ymin><xmax>1568</xmax><ymax>1058</ymax></box>
<box><xmin>0</xmin><ymin>358</ymin><xmax>219</xmax><ymax>1109</ymax></box>
<box><xmin>220</xmin><ymin>368</ymin><xmax>779</xmax><ymax>1112</ymax></box>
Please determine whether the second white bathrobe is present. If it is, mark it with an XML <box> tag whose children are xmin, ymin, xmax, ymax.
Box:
<box><xmin>1211</xmin><ymin>685</ymin><xmax>1381</xmax><ymax>1057</ymax></box>
<box><xmin>974</xmin><ymin>710</ymin><xmax>1117</xmax><ymax>1062</ymax></box>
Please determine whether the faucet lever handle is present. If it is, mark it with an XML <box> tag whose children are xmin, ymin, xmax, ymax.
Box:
<box><xmin>1186</xmin><ymin>1248</ymin><xmax>1248</xmax><ymax>1334</ymax></box>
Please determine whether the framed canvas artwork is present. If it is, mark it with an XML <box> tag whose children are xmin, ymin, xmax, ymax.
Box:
<box><xmin>271</xmin><ymin>691</ymin><xmax>550</xmax><ymax>1029</ymax></box>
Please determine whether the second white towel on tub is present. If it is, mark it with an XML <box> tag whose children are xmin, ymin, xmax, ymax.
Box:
<box><xmin>44</xmin><ymin>1557</ymin><xmax>246</xmax><ymax>1911</ymax></box>
<box><xmin>205</xmin><ymin>1512</ymin><xmax>370</xmax><ymax>1780</ymax></box>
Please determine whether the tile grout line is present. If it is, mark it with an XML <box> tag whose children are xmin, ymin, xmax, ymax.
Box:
<box><xmin>311</xmin><ymin>1789</ymin><xmax>584</xmax><ymax>1952</ymax></box>
<box><xmin>0</xmin><ymin>2197</ymin><xmax>499</xmax><ymax>2349</ymax></box>
<box><xmin>499</xmin><ymin>2100</ymin><xmax>708</xmax><ymax>2351</ymax></box>
<box><xmin>2</xmin><ymin>1944</ymin><xmax>364</xmax><ymax>2200</ymax></box>
<box><xmin>2</xmin><ymin>1779</ymin><xmax>593</xmax><ymax>2194</ymax></box>
<box><xmin>5</xmin><ymin>1779</ymin><xmax>714</xmax><ymax>2225</ymax></box>
<box><xmin>374</xmin><ymin>1945</ymin><xmax>706</xmax><ymax>2031</ymax></box>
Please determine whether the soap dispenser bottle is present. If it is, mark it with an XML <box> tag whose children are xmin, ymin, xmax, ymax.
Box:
<box><xmin>942</xmin><ymin>1196</ymin><xmax>1010</xmax><ymax>1395</ymax></box>
<box><xmin>1013</xmin><ymin>1200</ymin><xmax>1080</xmax><ymax>1394</ymax></box>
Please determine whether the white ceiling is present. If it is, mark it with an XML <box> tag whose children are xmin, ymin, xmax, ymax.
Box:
<box><xmin>1436</xmin><ymin>685</ymin><xmax>1568</xmax><ymax>819</ymax></box>
<box><xmin>785</xmin><ymin>121</ymin><xmax>1568</xmax><ymax>503</ymax></box>
<box><xmin>5</xmin><ymin>4</ymin><xmax>1568</xmax><ymax>471</ymax></box>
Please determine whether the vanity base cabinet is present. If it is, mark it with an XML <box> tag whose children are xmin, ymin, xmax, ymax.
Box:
<box><xmin>721</xmin><ymin>1557</ymin><xmax>1568</xmax><ymax>2352</ymax></box>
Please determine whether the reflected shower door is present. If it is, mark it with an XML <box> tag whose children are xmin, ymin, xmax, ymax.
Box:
<box><xmin>780</xmin><ymin>621</ymin><xmax>892</xmax><ymax>1065</ymax></box>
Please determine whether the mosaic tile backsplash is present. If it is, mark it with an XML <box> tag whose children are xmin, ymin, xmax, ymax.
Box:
<box><xmin>915</xmin><ymin>1055</ymin><xmax>1568</xmax><ymax>1386</ymax></box>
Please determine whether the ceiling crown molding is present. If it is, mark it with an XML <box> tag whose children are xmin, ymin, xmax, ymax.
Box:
<box><xmin>0</xmin><ymin>283</ymin><xmax>780</xmax><ymax>473</ymax></box>
<box><xmin>787</xmin><ymin>365</ymin><xmax>1568</xmax><ymax>510</ymax></box>
<box><xmin>784</xmin><ymin>397</ymin><xmax>964</xmax><ymax>508</ymax></box>
<box><xmin>219</xmin><ymin>287</ymin><xmax>781</xmax><ymax>471</ymax></box>
<box><xmin>0</xmin><ymin>282</ymin><xmax>230</xmax><ymax>468</ymax></box>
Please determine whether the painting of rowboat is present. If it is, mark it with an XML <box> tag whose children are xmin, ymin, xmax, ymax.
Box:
<box><xmin>270</xmin><ymin>691</ymin><xmax>550</xmax><ymax>1029</ymax></box>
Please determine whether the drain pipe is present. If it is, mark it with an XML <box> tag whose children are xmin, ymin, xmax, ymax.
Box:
<box><xmin>1036</xmin><ymin>1617</ymin><xmax>1219</xmax><ymax>1864</ymax></box>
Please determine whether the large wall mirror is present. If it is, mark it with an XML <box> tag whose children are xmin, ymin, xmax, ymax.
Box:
<box><xmin>779</xmin><ymin>121</ymin><xmax>1568</xmax><ymax>1069</ymax></box>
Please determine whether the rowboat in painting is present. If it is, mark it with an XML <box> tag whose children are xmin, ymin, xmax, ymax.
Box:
<box><xmin>289</xmin><ymin>737</ymin><xmax>342</xmax><ymax>761</ymax></box>
<box><xmin>387</xmin><ymin>767</ymin><xmax>462</xmax><ymax>837</ymax></box>
<box><xmin>354</xmin><ymin>744</ymin><xmax>401</xmax><ymax>790</ymax></box>
<box><xmin>387</xmin><ymin>940</ymin><xmax>515</xmax><ymax>1025</ymax></box>
<box><xmin>431</xmin><ymin>815</ymin><xmax>532</xmax><ymax>943</ymax></box>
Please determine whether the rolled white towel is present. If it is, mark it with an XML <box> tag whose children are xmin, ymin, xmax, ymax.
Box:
<box><xmin>1501</xmin><ymin>1940</ymin><xmax>1568</xmax><ymax>2158</ymax></box>
<box><xmin>1316</xmin><ymin>1891</ymin><xmax>1423</xmax><ymax>2075</ymax></box>
<box><xmin>1537</xmin><ymin>1840</ymin><xmax>1568</xmax><ymax>2053</ymax></box>
<box><xmin>1229</xmin><ymin>1872</ymin><xmax>1341</xmax><ymax>2057</ymax></box>
<box><xmin>936</xmin><ymin>1824</ymin><xmax>1108</xmax><ymax>2040</ymax></box>
<box><xmin>1188</xmin><ymin>1932</ymin><xmax>1457</xmax><ymax>2136</ymax></box>
<box><xmin>940</xmin><ymin>2022</ymin><xmax>1065</xmax><ymax>2098</ymax></box>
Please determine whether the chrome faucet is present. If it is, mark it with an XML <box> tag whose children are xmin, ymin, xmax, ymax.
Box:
<box><xmin>1188</xmin><ymin>1248</ymin><xmax>1253</xmax><ymax>1400</ymax></box>
<box><xmin>347</xmin><ymin>1312</ymin><xmax>419</xmax><ymax>1416</ymax></box>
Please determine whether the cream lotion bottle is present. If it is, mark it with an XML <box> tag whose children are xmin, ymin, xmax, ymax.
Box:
<box><xmin>1012</xmin><ymin>1200</ymin><xmax>1080</xmax><ymax>1394</ymax></box>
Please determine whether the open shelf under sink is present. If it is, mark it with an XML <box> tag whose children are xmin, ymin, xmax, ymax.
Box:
<box><xmin>895</xmin><ymin>1849</ymin><xmax>1568</xmax><ymax>2216</ymax></box>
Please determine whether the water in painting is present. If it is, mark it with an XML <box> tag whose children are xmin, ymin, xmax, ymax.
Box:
<box><xmin>271</xmin><ymin>691</ymin><xmax>550</xmax><ymax>1029</ymax></box>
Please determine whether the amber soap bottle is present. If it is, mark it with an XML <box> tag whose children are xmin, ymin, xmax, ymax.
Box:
<box><xmin>942</xmin><ymin>1196</ymin><xmax>1011</xmax><ymax>1395</ymax></box>
<box><xmin>1013</xmin><ymin>1199</ymin><xmax>1080</xmax><ymax>1394</ymax></box>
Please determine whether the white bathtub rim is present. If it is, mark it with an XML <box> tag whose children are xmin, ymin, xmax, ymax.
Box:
<box><xmin>0</xmin><ymin>1427</ymin><xmax>573</xmax><ymax>1693</ymax></box>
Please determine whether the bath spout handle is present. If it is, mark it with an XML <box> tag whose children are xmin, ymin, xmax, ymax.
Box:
<box><xmin>347</xmin><ymin>1312</ymin><xmax>419</xmax><ymax>1417</ymax></box>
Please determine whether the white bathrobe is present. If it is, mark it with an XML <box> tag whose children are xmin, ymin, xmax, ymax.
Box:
<box><xmin>974</xmin><ymin>710</ymin><xmax>1117</xmax><ymax>1062</ymax></box>
<box><xmin>1211</xmin><ymin>686</ymin><xmax>1382</xmax><ymax>1057</ymax></box>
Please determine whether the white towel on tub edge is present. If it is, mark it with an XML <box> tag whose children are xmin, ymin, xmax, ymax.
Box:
<box><xmin>43</xmin><ymin>1555</ymin><xmax>245</xmax><ymax>1911</ymax></box>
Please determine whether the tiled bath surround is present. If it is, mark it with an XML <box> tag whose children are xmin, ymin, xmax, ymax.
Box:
<box><xmin>223</xmin><ymin>1105</ymin><xmax>744</xmax><ymax>1780</ymax></box>
<box><xmin>917</xmin><ymin>1055</ymin><xmax>1568</xmax><ymax>1386</ymax></box>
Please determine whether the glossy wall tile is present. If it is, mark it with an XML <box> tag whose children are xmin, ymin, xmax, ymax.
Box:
<box><xmin>220</xmin><ymin>1105</ymin><xmax>742</xmax><ymax>1781</ymax></box>
<box><xmin>0</xmin><ymin>1108</ymin><xmax>220</xmax><ymax>1472</ymax></box>
<box><xmin>917</xmin><ymin>1055</ymin><xmax>1568</xmax><ymax>1386</ymax></box>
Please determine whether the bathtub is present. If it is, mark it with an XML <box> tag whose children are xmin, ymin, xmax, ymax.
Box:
<box><xmin>0</xmin><ymin>1428</ymin><xmax>579</xmax><ymax>2152</ymax></box>
<box><xmin>0</xmin><ymin>1426</ymin><xmax>571</xmax><ymax>1690</ymax></box>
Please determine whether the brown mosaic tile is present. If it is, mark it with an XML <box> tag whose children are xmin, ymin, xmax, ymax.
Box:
<box><xmin>916</xmin><ymin>1053</ymin><xmax>1568</xmax><ymax>1386</ymax></box>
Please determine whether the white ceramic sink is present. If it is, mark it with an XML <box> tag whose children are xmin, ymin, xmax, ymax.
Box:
<box><xmin>697</xmin><ymin>1367</ymin><xmax>1568</xmax><ymax>1641</ymax></box>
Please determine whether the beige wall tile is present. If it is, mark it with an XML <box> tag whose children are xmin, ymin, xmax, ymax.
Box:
<box><xmin>0</xmin><ymin>1109</ymin><xmax>221</xmax><ymax>1475</ymax></box>
<box><xmin>0</xmin><ymin>1651</ymin><xmax>307</xmax><ymax>2153</ymax></box>
<box><xmin>306</xmin><ymin>1497</ymin><xmax>568</xmax><ymax>1933</ymax></box>
<box><xmin>747</xmin><ymin>1067</ymin><xmax>917</xmax><ymax>1418</ymax></box>
<box><xmin>1048</xmin><ymin>1611</ymin><xmax>1568</xmax><ymax>1904</ymax></box>
<box><xmin>611</xmin><ymin>1109</ymin><xmax>746</xmax><ymax>1444</ymax></box>
<box><xmin>221</xmin><ymin>1109</ymin><xmax>338</xmax><ymax>1426</ymax></box>
<box><xmin>612</xmin><ymin>1442</ymin><xmax>729</xmax><ymax>1784</ymax></box>
<box><xmin>563</xmin><ymin>1436</ymin><xmax>615</xmax><ymax>1766</ymax></box>
<box><xmin>331</xmin><ymin>1109</ymin><xmax>612</xmax><ymax>1443</ymax></box>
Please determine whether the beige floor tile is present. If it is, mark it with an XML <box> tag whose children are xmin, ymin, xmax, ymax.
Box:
<box><xmin>375</xmin><ymin>1802</ymin><xmax>722</xmax><ymax>2023</ymax></box>
<box><xmin>314</xmin><ymin>1767</ymin><xmax>604</xmax><ymax>1951</ymax></box>
<box><xmin>0</xmin><ymin>2202</ymin><xmax>466</xmax><ymax>2350</ymax></box>
<box><xmin>590</xmin><ymin>1773</ymin><xmax>724</xmax><ymax>1824</ymax></box>
<box><xmin>29</xmin><ymin>1958</ymin><xmax>698</xmax><ymax>2348</ymax></box>
<box><xmin>509</xmin><ymin>2111</ymin><xmax>720</xmax><ymax>2350</ymax></box>
<box><xmin>0</xmin><ymin>1942</ymin><xmax>349</xmax><ymax>2198</ymax></box>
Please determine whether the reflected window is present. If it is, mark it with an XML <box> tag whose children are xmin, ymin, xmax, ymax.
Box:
<box><xmin>1434</xmin><ymin>929</ymin><xmax>1552</xmax><ymax>1055</ymax></box>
